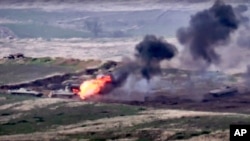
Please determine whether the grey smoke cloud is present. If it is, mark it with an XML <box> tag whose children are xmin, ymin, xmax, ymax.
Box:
<box><xmin>177</xmin><ymin>0</ymin><xmax>239</xmax><ymax>65</ymax></box>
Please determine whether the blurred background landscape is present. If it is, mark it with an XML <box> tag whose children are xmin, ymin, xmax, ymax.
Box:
<box><xmin>0</xmin><ymin>0</ymin><xmax>248</xmax><ymax>38</ymax></box>
<box><xmin>0</xmin><ymin>0</ymin><xmax>249</xmax><ymax>60</ymax></box>
<box><xmin>0</xmin><ymin>0</ymin><xmax>195</xmax><ymax>39</ymax></box>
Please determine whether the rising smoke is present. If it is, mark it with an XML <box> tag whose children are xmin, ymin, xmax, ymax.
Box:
<box><xmin>112</xmin><ymin>35</ymin><xmax>177</xmax><ymax>84</ymax></box>
<box><xmin>135</xmin><ymin>35</ymin><xmax>177</xmax><ymax>80</ymax></box>
<box><xmin>110</xmin><ymin>35</ymin><xmax>177</xmax><ymax>101</ymax></box>
<box><xmin>109</xmin><ymin>0</ymin><xmax>250</xmax><ymax>101</ymax></box>
<box><xmin>234</xmin><ymin>4</ymin><xmax>250</xmax><ymax>49</ymax></box>
<box><xmin>177</xmin><ymin>0</ymin><xmax>239</xmax><ymax>67</ymax></box>
<box><xmin>234</xmin><ymin>4</ymin><xmax>249</xmax><ymax>23</ymax></box>
<box><xmin>212</xmin><ymin>1</ymin><xmax>250</xmax><ymax>74</ymax></box>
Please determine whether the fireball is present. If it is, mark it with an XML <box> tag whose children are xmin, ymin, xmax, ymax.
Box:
<box><xmin>76</xmin><ymin>75</ymin><xmax>112</xmax><ymax>100</ymax></box>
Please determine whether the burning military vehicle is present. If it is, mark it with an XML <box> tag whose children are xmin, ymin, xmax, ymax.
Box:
<box><xmin>54</xmin><ymin>34</ymin><xmax>178</xmax><ymax>100</ymax></box>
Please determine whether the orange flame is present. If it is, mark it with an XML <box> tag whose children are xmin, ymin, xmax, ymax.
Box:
<box><xmin>77</xmin><ymin>75</ymin><xmax>112</xmax><ymax>100</ymax></box>
<box><xmin>72</xmin><ymin>88</ymin><xmax>80</xmax><ymax>94</ymax></box>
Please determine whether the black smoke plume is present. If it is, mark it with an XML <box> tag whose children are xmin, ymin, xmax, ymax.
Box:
<box><xmin>135</xmin><ymin>35</ymin><xmax>176</xmax><ymax>80</ymax></box>
<box><xmin>177</xmin><ymin>0</ymin><xmax>239</xmax><ymax>65</ymax></box>
<box><xmin>111</xmin><ymin>35</ymin><xmax>177</xmax><ymax>85</ymax></box>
